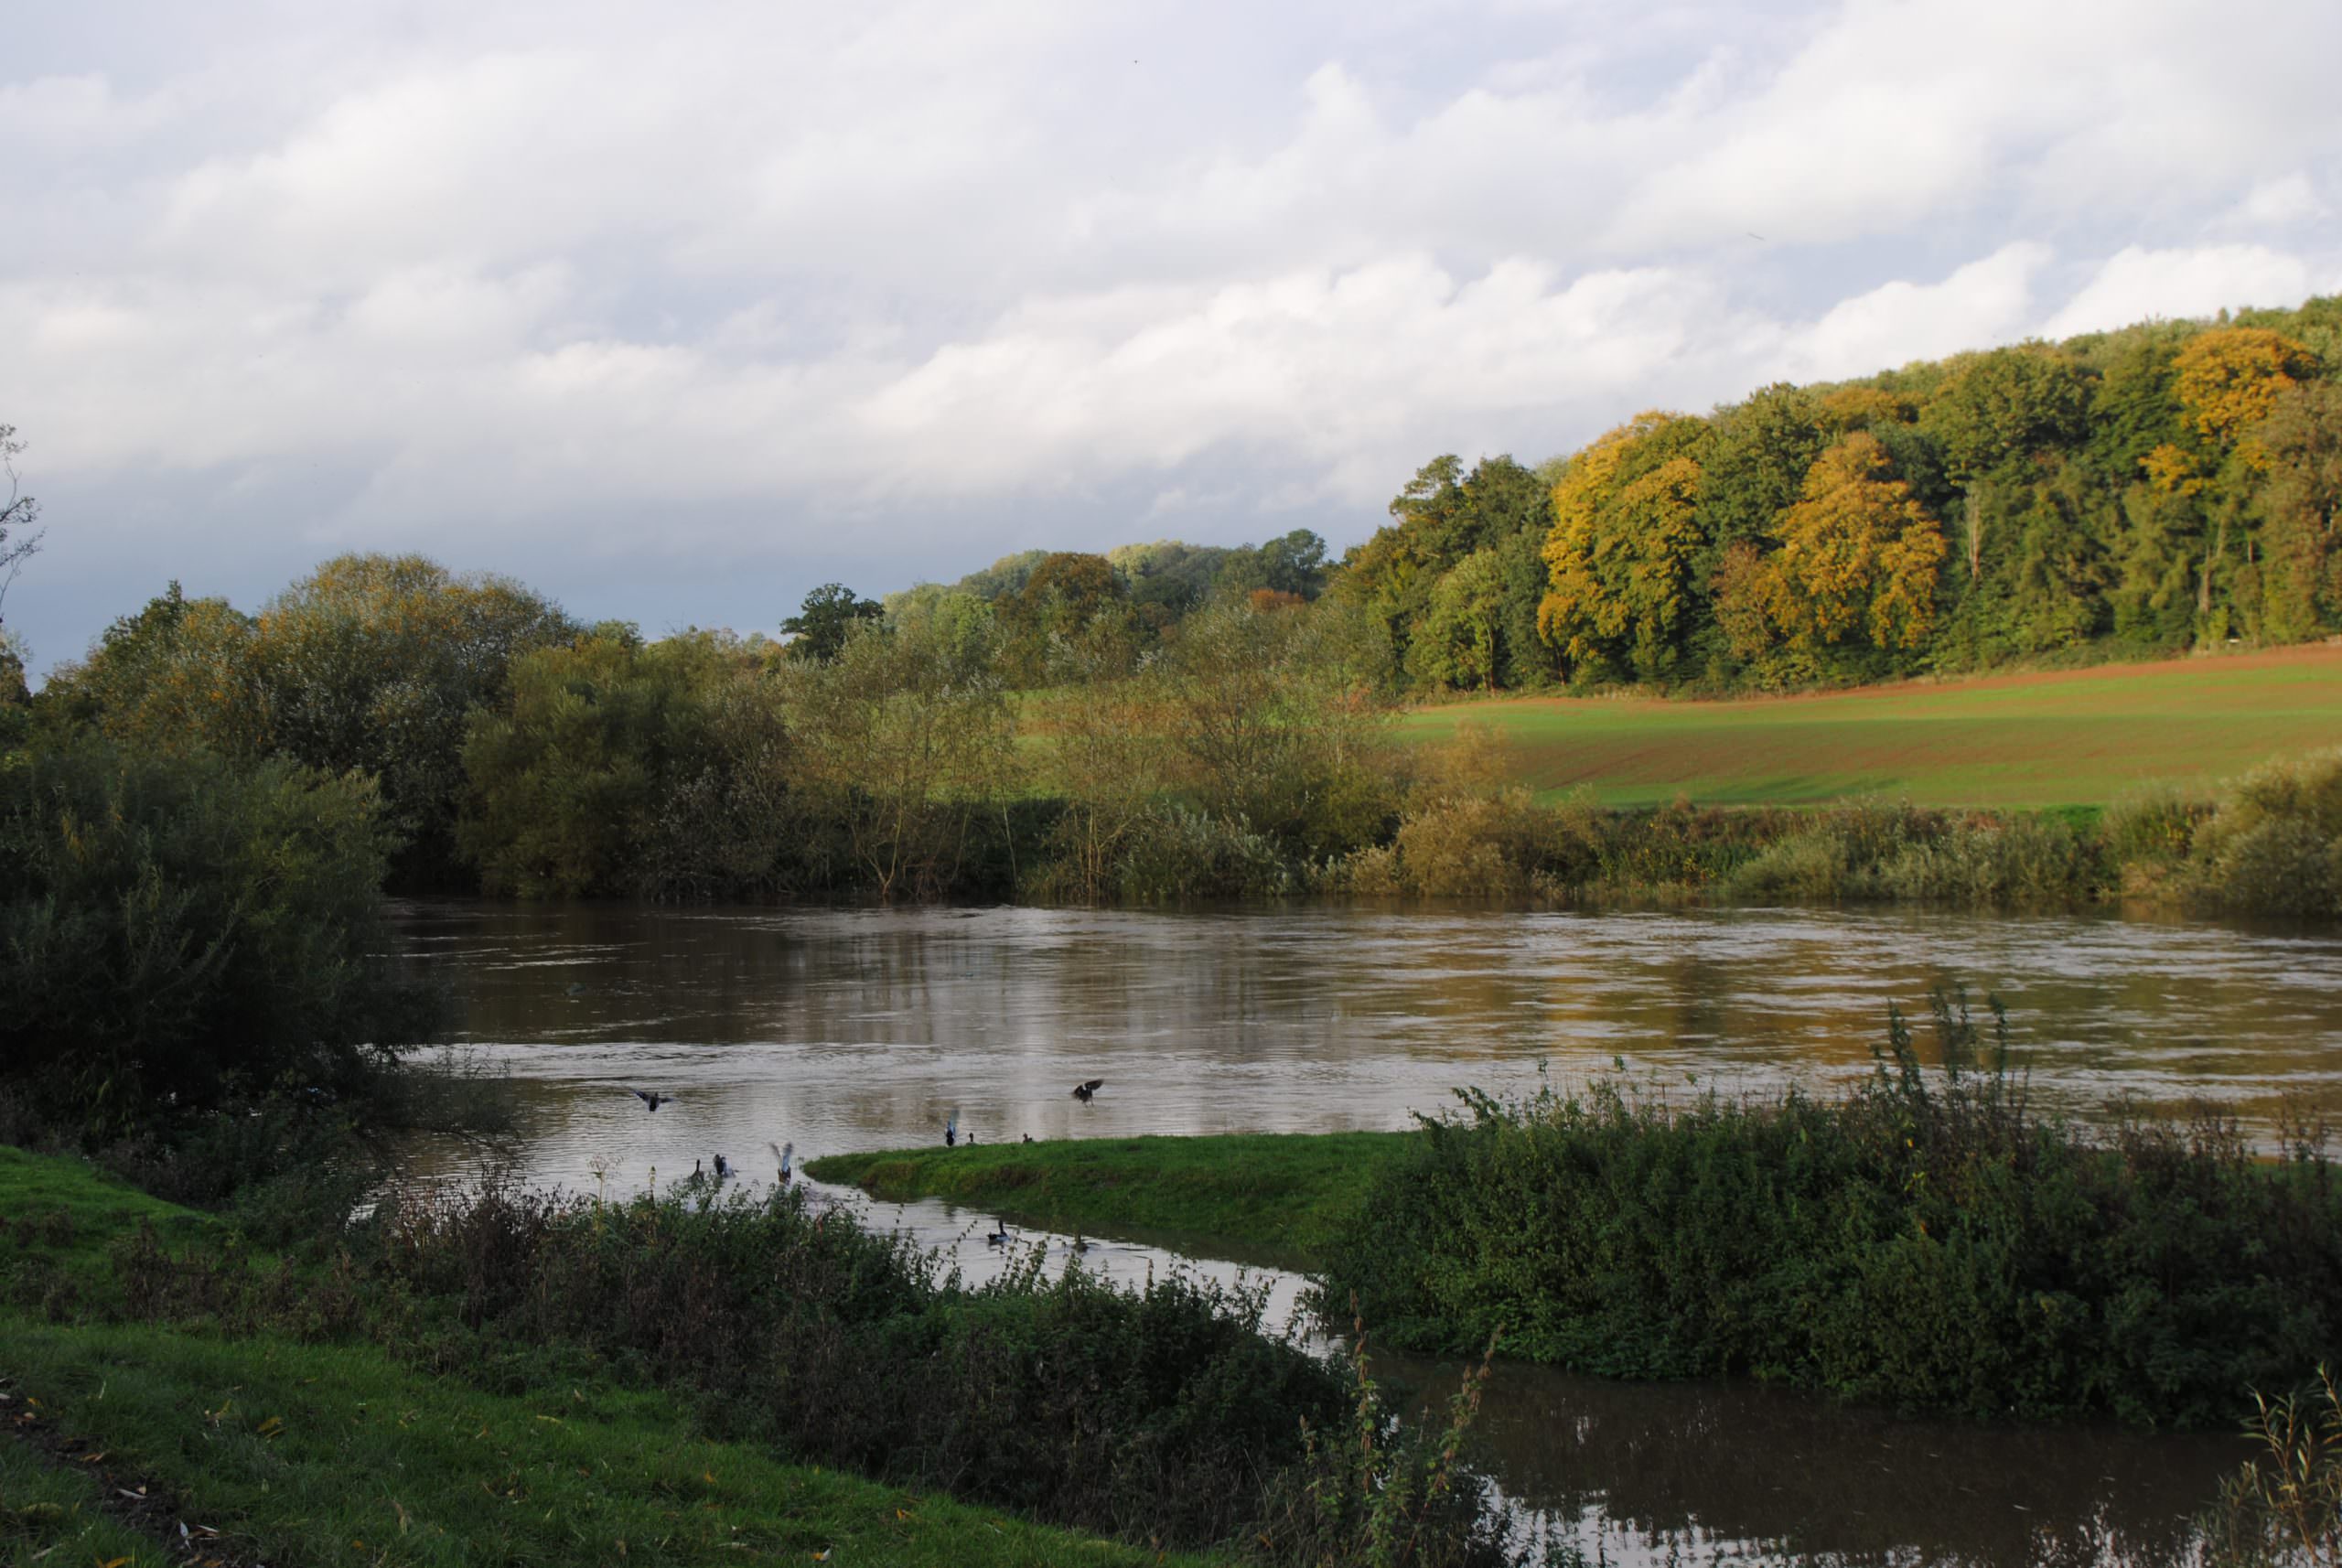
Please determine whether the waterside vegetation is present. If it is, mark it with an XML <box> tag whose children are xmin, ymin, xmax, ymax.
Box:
<box><xmin>0</xmin><ymin>1147</ymin><xmax>1517</xmax><ymax>1568</ymax></box>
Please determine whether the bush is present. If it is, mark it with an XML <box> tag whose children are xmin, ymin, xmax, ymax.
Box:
<box><xmin>1316</xmin><ymin>991</ymin><xmax>2342</xmax><ymax>1427</ymax></box>
<box><xmin>2186</xmin><ymin>749</ymin><xmax>2342</xmax><ymax>918</ymax></box>
<box><xmin>0</xmin><ymin>740</ymin><xmax>439</xmax><ymax>1131</ymax></box>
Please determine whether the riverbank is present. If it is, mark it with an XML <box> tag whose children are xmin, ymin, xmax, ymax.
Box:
<box><xmin>0</xmin><ymin>1147</ymin><xmax>1395</xmax><ymax>1568</ymax></box>
<box><xmin>804</xmin><ymin>1132</ymin><xmax>1409</xmax><ymax>1266</ymax></box>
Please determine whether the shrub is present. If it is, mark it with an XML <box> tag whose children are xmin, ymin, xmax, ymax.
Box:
<box><xmin>1316</xmin><ymin>991</ymin><xmax>2342</xmax><ymax>1427</ymax></box>
<box><xmin>2186</xmin><ymin>749</ymin><xmax>2342</xmax><ymax>917</ymax></box>
<box><xmin>0</xmin><ymin>740</ymin><xmax>439</xmax><ymax>1131</ymax></box>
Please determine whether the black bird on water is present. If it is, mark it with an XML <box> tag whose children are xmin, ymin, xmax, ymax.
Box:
<box><xmin>1071</xmin><ymin>1079</ymin><xmax>1104</xmax><ymax>1102</ymax></box>
<box><xmin>632</xmin><ymin>1090</ymin><xmax>673</xmax><ymax>1112</ymax></box>
<box><xmin>713</xmin><ymin>1153</ymin><xmax>731</xmax><ymax>1180</ymax></box>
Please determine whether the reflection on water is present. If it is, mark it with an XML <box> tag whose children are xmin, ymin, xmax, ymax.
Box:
<box><xmin>396</xmin><ymin>898</ymin><xmax>2320</xmax><ymax>1566</ymax></box>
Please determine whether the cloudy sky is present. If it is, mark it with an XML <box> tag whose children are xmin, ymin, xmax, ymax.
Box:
<box><xmin>5</xmin><ymin>0</ymin><xmax>2341</xmax><ymax>669</ymax></box>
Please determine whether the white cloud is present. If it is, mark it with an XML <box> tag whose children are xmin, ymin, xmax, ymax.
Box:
<box><xmin>2</xmin><ymin>0</ymin><xmax>2339</xmax><ymax>665</ymax></box>
<box><xmin>2040</xmin><ymin>244</ymin><xmax>2329</xmax><ymax>338</ymax></box>
<box><xmin>1784</xmin><ymin>244</ymin><xmax>2050</xmax><ymax>381</ymax></box>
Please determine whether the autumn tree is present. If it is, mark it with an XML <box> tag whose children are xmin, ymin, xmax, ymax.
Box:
<box><xmin>1539</xmin><ymin>413</ymin><xmax>1712</xmax><ymax>682</ymax></box>
<box><xmin>1762</xmin><ymin>432</ymin><xmax>1948</xmax><ymax>652</ymax></box>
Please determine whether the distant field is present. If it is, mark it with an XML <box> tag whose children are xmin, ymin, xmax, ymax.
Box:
<box><xmin>1400</xmin><ymin>645</ymin><xmax>2342</xmax><ymax>809</ymax></box>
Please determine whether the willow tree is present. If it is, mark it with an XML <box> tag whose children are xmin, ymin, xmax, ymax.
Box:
<box><xmin>783</xmin><ymin>617</ymin><xmax>1016</xmax><ymax>901</ymax></box>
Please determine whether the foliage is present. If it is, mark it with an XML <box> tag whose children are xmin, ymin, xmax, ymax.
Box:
<box><xmin>1315</xmin><ymin>991</ymin><xmax>2342</xmax><ymax>1427</ymax></box>
<box><xmin>1149</xmin><ymin>596</ymin><xmax>1398</xmax><ymax>861</ymax></box>
<box><xmin>2201</xmin><ymin>1366</ymin><xmax>2342</xmax><ymax>1567</ymax></box>
<box><xmin>0</xmin><ymin>740</ymin><xmax>438</xmax><ymax>1130</ymax></box>
<box><xmin>1759</xmin><ymin>432</ymin><xmax>1948</xmax><ymax>653</ymax></box>
<box><xmin>1338</xmin><ymin>297</ymin><xmax>2342</xmax><ymax>696</ymax></box>
<box><xmin>2182</xmin><ymin>747</ymin><xmax>2342</xmax><ymax>918</ymax></box>
<box><xmin>784</xmin><ymin>615</ymin><xmax>1017</xmax><ymax>899</ymax></box>
<box><xmin>39</xmin><ymin>554</ymin><xmax>575</xmax><ymax>886</ymax></box>
<box><xmin>780</xmin><ymin>581</ymin><xmax>881</xmax><ymax>662</ymax></box>
<box><xmin>460</xmin><ymin>628</ymin><xmax>809</xmax><ymax>899</ymax></box>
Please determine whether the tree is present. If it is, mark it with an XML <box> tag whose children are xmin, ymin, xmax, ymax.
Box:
<box><xmin>783</xmin><ymin>618</ymin><xmax>1017</xmax><ymax>900</ymax></box>
<box><xmin>1153</xmin><ymin>597</ymin><xmax>1394</xmax><ymax>858</ymax></box>
<box><xmin>1539</xmin><ymin>413</ymin><xmax>1712</xmax><ymax>682</ymax></box>
<box><xmin>1405</xmin><ymin>548</ymin><xmax>1507</xmax><ymax>692</ymax></box>
<box><xmin>1919</xmin><ymin>347</ymin><xmax>2094</xmax><ymax>484</ymax></box>
<box><xmin>459</xmin><ymin>630</ymin><xmax>801</xmax><ymax>899</ymax></box>
<box><xmin>1763</xmin><ymin>432</ymin><xmax>1948</xmax><ymax>651</ymax></box>
<box><xmin>2256</xmin><ymin>381</ymin><xmax>2342</xmax><ymax>639</ymax></box>
<box><xmin>0</xmin><ymin>424</ymin><xmax>42</xmax><ymax>630</ymax></box>
<box><xmin>782</xmin><ymin>583</ymin><xmax>882</xmax><ymax>662</ymax></box>
<box><xmin>255</xmin><ymin>555</ymin><xmax>575</xmax><ymax>880</ymax></box>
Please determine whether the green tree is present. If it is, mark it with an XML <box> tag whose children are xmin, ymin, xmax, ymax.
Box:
<box><xmin>782</xmin><ymin>582</ymin><xmax>882</xmax><ymax>662</ymax></box>
<box><xmin>1919</xmin><ymin>347</ymin><xmax>2095</xmax><ymax>485</ymax></box>
<box><xmin>255</xmin><ymin>555</ymin><xmax>575</xmax><ymax>881</ymax></box>
<box><xmin>1405</xmin><ymin>548</ymin><xmax>1508</xmax><ymax>692</ymax></box>
<box><xmin>784</xmin><ymin>618</ymin><xmax>1017</xmax><ymax>900</ymax></box>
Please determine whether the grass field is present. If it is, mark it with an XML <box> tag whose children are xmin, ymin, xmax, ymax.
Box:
<box><xmin>805</xmin><ymin>1133</ymin><xmax>1410</xmax><ymax>1267</ymax></box>
<box><xmin>1400</xmin><ymin>644</ymin><xmax>2342</xmax><ymax>809</ymax></box>
<box><xmin>0</xmin><ymin>1149</ymin><xmax>1220</xmax><ymax>1568</ymax></box>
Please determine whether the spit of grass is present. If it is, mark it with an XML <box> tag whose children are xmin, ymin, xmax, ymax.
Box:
<box><xmin>805</xmin><ymin>1133</ymin><xmax>1411</xmax><ymax>1267</ymax></box>
<box><xmin>1402</xmin><ymin>644</ymin><xmax>2342</xmax><ymax>809</ymax></box>
<box><xmin>0</xmin><ymin>1149</ymin><xmax>1217</xmax><ymax>1568</ymax></box>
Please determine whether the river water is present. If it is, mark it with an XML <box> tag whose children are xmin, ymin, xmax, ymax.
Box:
<box><xmin>394</xmin><ymin>899</ymin><xmax>2342</xmax><ymax>1565</ymax></box>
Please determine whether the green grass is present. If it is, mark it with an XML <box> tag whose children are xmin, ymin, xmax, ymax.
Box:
<box><xmin>0</xmin><ymin>1425</ymin><xmax>170</xmax><ymax>1567</ymax></box>
<box><xmin>1401</xmin><ymin>644</ymin><xmax>2342</xmax><ymax>809</ymax></box>
<box><xmin>805</xmin><ymin>1133</ymin><xmax>1412</xmax><ymax>1267</ymax></box>
<box><xmin>0</xmin><ymin>1148</ymin><xmax>1220</xmax><ymax>1568</ymax></box>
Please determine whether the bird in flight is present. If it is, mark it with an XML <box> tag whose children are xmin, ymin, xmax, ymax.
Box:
<box><xmin>632</xmin><ymin>1090</ymin><xmax>672</xmax><ymax>1112</ymax></box>
<box><xmin>945</xmin><ymin>1114</ymin><xmax>959</xmax><ymax>1147</ymax></box>
<box><xmin>769</xmin><ymin>1141</ymin><xmax>794</xmax><ymax>1182</ymax></box>
<box><xmin>1072</xmin><ymin>1079</ymin><xmax>1105</xmax><ymax>1102</ymax></box>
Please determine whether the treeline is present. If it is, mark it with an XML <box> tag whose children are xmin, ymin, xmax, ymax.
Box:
<box><xmin>1346</xmin><ymin>295</ymin><xmax>2342</xmax><ymax>693</ymax></box>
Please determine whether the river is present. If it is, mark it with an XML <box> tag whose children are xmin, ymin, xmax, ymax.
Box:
<box><xmin>395</xmin><ymin>898</ymin><xmax>2337</xmax><ymax>1565</ymax></box>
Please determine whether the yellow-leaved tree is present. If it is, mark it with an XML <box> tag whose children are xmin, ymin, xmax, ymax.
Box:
<box><xmin>1538</xmin><ymin>412</ymin><xmax>1710</xmax><ymax>681</ymax></box>
<box><xmin>1764</xmin><ymin>432</ymin><xmax>1948</xmax><ymax>650</ymax></box>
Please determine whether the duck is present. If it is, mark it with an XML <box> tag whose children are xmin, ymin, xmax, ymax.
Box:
<box><xmin>1071</xmin><ymin>1079</ymin><xmax>1104</xmax><ymax>1102</ymax></box>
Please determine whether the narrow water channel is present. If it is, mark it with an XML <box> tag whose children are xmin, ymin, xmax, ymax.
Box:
<box><xmin>396</xmin><ymin>899</ymin><xmax>2326</xmax><ymax>1563</ymax></box>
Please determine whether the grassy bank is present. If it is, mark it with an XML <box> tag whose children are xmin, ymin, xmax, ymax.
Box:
<box><xmin>805</xmin><ymin>1133</ymin><xmax>1412</xmax><ymax>1265</ymax></box>
<box><xmin>0</xmin><ymin>1149</ymin><xmax>1228</xmax><ymax>1568</ymax></box>
<box><xmin>1400</xmin><ymin>644</ymin><xmax>2342</xmax><ymax>809</ymax></box>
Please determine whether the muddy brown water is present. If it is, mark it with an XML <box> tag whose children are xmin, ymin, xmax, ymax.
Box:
<box><xmin>395</xmin><ymin>899</ymin><xmax>2337</xmax><ymax>1565</ymax></box>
